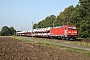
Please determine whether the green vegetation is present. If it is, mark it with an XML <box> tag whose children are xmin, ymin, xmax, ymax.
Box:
<box><xmin>63</xmin><ymin>41</ymin><xmax>90</xmax><ymax>48</ymax></box>
<box><xmin>0</xmin><ymin>26</ymin><xmax>16</xmax><ymax>36</ymax></box>
<box><xmin>13</xmin><ymin>36</ymin><xmax>90</xmax><ymax>48</ymax></box>
<box><xmin>33</xmin><ymin>0</ymin><xmax>90</xmax><ymax>39</ymax></box>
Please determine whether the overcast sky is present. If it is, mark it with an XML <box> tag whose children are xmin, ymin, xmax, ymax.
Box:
<box><xmin>0</xmin><ymin>0</ymin><xmax>79</xmax><ymax>31</ymax></box>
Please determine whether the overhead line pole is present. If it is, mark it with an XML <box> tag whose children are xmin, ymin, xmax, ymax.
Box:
<box><xmin>53</xmin><ymin>21</ymin><xmax>54</xmax><ymax>28</ymax></box>
<box><xmin>32</xmin><ymin>22</ymin><xmax>33</xmax><ymax>38</ymax></box>
<box><xmin>53</xmin><ymin>18</ymin><xmax>57</xmax><ymax>28</ymax></box>
<box><xmin>20</xmin><ymin>27</ymin><xmax>21</xmax><ymax>36</ymax></box>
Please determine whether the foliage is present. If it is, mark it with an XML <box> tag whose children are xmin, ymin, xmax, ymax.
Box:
<box><xmin>33</xmin><ymin>15</ymin><xmax>56</xmax><ymax>28</ymax></box>
<box><xmin>0</xmin><ymin>26</ymin><xmax>16</xmax><ymax>36</ymax></box>
<box><xmin>0</xmin><ymin>31</ymin><xmax>1</xmax><ymax>36</ymax></box>
<box><xmin>78</xmin><ymin>0</ymin><xmax>90</xmax><ymax>38</ymax></box>
<box><xmin>60</xmin><ymin>5</ymin><xmax>75</xmax><ymax>25</ymax></box>
<box><xmin>10</xmin><ymin>27</ymin><xmax>15</xmax><ymax>36</ymax></box>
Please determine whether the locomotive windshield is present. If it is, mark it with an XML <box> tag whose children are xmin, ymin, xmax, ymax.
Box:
<box><xmin>68</xmin><ymin>27</ymin><xmax>76</xmax><ymax>30</ymax></box>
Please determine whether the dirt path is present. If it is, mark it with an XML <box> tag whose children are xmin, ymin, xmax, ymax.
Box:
<box><xmin>0</xmin><ymin>36</ymin><xmax>90</xmax><ymax>60</ymax></box>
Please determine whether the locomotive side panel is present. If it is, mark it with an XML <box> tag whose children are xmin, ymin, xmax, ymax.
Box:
<box><xmin>50</xmin><ymin>27</ymin><xmax>64</xmax><ymax>36</ymax></box>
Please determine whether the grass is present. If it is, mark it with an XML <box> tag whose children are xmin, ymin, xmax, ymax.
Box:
<box><xmin>12</xmin><ymin>36</ymin><xmax>90</xmax><ymax>57</ymax></box>
<box><xmin>12</xmin><ymin>36</ymin><xmax>90</xmax><ymax>48</ymax></box>
<box><xmin>13</xmin><ymin>36</ymin><xmax>90</xmax><ymax>48</ymax></box>
<box><xmin>63</xmin><ymin>41</ymin><xmax>90</xmax><ymax>48</ymax></box>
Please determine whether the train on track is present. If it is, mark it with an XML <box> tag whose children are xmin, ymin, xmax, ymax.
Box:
<box><xmin>16</xmin><ymin>25</ymin><xmax>78</xmax><ymax>40</ymax></box>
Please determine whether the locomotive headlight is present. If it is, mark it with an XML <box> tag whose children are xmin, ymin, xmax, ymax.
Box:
<box><xmin>68</xmin><ymin>32</ymin><xmax>71</xmax><ymax>33</ymax></box>
<box><xmin>74</xmin><ymin>32</ymin><xmax>77</xmax><ymax>33</ymax></box>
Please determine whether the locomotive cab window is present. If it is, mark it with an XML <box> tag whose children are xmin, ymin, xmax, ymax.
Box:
<box><xmin>68</xmin><ymin>27</ymin><xmax>76</xmax><ymax>30</ymax></box>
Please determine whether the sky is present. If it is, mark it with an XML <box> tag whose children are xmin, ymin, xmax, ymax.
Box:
<box><xmin>0</xmin><ymin>0</ymin><xmax>79</xmax><ymax>31</ymax></box>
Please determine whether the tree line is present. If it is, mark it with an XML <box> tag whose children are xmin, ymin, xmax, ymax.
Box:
<box><xmin>0</xmin><ymin>26</ymin><xmax>16</xmax><ymax>36</ymax></box>
<box><xmin>33</xmin><ymin>0</ymin><xmax>90</xmax><ymax>39</ymax></box>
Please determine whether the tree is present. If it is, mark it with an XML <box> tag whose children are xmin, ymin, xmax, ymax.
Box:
<box><xmin>0</xmin><ymin>26</ymin><xmax>16</xmax><ymax>36</ymax></box>
<box><xmin>69</xmin><ymin>0</ymin><xmax>90</xmax><ymax>38</ymax></box>
<box><xmin>0</xmin><ymin>31</ymin><xmax>1</xmax><ymax>36</ymax></box>
<box><xmin>33</xmin><ymin>15</ymin><xmax>56</xmax><ymax>28</ymax></box>
<box><xmin>79</xmin><ymin>20</ymin><xmax>90</xmax><ymax>38</ymax></box>
<box><xmin>10</xmin><ymin>27</ymin><xmax>15</xmax><ymax>35</ymax></box>
<box><xmin>1</xmin><ymin>26</ymin><xmax>11</xmax><ymax>36</ymax></box>
<box><xmin>60</xmin><ymin>5</ymin><xmax>75</xmax><ymax>25</ymax></box>
<box><xmin>70</xmin><ymin>6</ymin><xmax>80</xmax><ymax>28</ymax></box>
<box><xmin>79</xmin><ymin>0</ymin><xmax>90</xmax><ymax>38</ymax></box>
<box><xmin>54</xmin><ymin>15</ymin><xmax>63</xmax><ymax>26</ymax></box>
<box><xmin>33</xmin><ymin>23</ymin><xmax>38</xmax><ymax>29</ymax></box>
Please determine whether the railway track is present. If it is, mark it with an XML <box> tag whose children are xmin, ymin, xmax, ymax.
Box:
<box><xmin>28</xmin><ymin>37</ymin><xmax>90</xmax><ymax>43</ymax></box>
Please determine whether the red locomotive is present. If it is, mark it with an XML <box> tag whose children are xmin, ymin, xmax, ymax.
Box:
<box><xmin>16</xmin><ymin>25</ymin><xmax>78</xmax><ymax>40</ymax></box>
<box><xmin>50</xmin><ymin>25</ymin><xmax>77</xmax><ymax>40</ymax></box>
